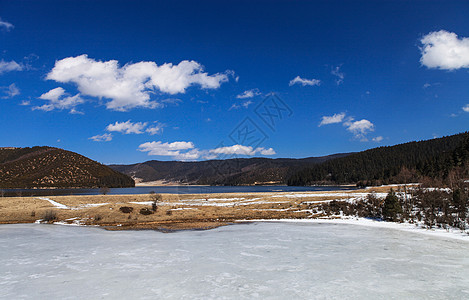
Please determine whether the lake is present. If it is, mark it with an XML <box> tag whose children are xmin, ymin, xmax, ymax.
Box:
<box><xmin>1</xmin><ymin>222</ymin><xmax>468</xmax><ymax>299</ymax></box>
<box><xmin>0</xmin><ymin>185</ymin><xmax>357</xmax><ymax>197</ymax></box>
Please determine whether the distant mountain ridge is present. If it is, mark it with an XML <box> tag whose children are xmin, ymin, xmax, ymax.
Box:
<box><xmin>109</xmin><ymin>153</ymin><xmax>351</xmax><ymax>185</ymax></box>
<box><xmin>0</xmin><ymin>146</ymin><xmax>134</xmax><ymax>188</ymax></box>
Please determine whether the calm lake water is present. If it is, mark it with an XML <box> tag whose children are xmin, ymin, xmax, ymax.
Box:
<box><xmin>1</xmin><ymin>185</ymin><xmax>356</xmax><ymax>197</ymax></box>
<box><xmin>1</xmin><ymin>222</ymin><xmax>468</xmax><ymax>299</ymax></box>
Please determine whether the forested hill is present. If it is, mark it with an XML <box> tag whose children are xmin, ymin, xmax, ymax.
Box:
<box><xmin>0</xmin><ymin>146</ymin><xmax>134</xmax><ymax>188</ymax></box>
<box><xmin>109</xmin><ymin>153</ymin><xmax>351</xmax><ymax>185</ymax></box>
<box><xmin>287</xmin><ymin>132</ymin><xmax>469</xmax><ymax>186</ymax></box>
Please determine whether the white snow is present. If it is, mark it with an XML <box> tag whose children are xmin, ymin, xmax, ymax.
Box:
<box><xmin>37</xmin><ymin>197</ymin><xmax>69</xmax><ymax>209</ymax></box>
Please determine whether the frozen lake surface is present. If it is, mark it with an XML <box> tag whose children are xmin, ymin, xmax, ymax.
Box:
<box><xmin>1</xmin><ymin>222</ymin><xmax>469</xmax><ymax>299</ymax></box>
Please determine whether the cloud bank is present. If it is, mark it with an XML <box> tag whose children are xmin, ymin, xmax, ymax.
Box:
<box><xmin>45</xmin><ymin>55</ymin><xmax>233</xmax><ymax>111</ymax></box>
<box><xmin>420</xmin><ymin>30</ymin><xmax>469</xmax><ymax>70</ymax></box>
<box><xmin>138</xmin><ymin>141</ymin><xmax>276</xmax><ymax>161</ymax></box>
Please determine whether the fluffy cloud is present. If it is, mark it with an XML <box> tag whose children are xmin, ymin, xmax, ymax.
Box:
<box><xmin>463</xmin><ymin>104</ymin><xmax>469</xmax><ymax>112</ymax></box>
<box><xmin>209</xmin><ymin>145</ymin><xmax>275</xmax><ymax>156</ymax></box>
<box><xmin>138</xmin><ymin>141</ymin><xmax>196</xmax><ymax>157</ymax></box>
<box><xmin>106</xmin><ymin>120</ymin><xmax>147</xmax><ymax>134</ymax></box>
<box><xmin>420</xmin><ymin>30</ymin><xmax>469</xmax><ymax>70</ymax></box>
<box><xmin>34</xmin><ymin>87</ymin><xmax>84</xmax><ymax>113</ymax></box>
<box><xmin>345</xmin><ymin>119</ymin><xmax>375</xmax><ymax>139</ymax></box>
<box><xmin>0</xmin><ymin>18</ymin><xmax>13</xmax><ymax>31</ymax></box>
<box><xmin>319</xmin><ymin>112</ymin><xmax>376</xmax><ymax>141</ymax></box>
<box><xmin>1</xmin><ymin>83</ymin><xmax>20</xmax><ymax>98</ymax></box>
<box><xmin>319</xmin><ymin>113</ymin><xmax>346</xmax><ymax>126</ymax></box>
<box><xmin>0</xmin><ymin>60</ymin><xmax>23</xmax><ymax>74</ymax></box>
<box><xmin>331</xmin><ymin>66</ymin><xmax>344</xmax><ymax>85</ymax></box>
<box><xmin>289</xmin><ymin>76</ymin><xmax>321</xmax><ymax>87</ymax></box>
<box><xmin>372</xmin><ymin>136</ymin><xmax>384</xmax><ymax>142</ymax></box>
<box><xmin>89</xmin><ymin>133</ymin><xmax>113</xmax><ymax>142</ymax></box>
<box><xmin>236</xmin><ymin>89</ymin><xmax>261</xmax><ymax>99</ymax></box>
<box><xmin>138</xmin><ymin>141</ymin><xmax>276</xmax><ymax>160</ymax></box>
<box><xmin>104</xmin><ymin>120</ymin><xmax>164</xmax><ymax>135</ymax></box>
<box><xmin>46</xmin><ymin>55</ymin><xmax>232</xmax><ymax>111</ymax></box>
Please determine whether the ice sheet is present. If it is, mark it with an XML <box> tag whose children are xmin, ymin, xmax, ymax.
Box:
<box><xmin>1</xmin><ymin>223</ymin><xmax>468</xmax><ymax>299</ymax></box>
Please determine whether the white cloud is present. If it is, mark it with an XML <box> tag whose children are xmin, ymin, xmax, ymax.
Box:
<box><xmin>420</xmin><ymin>30</ymin><xmax>469</xmax><ymax>70</ymax></box>
<box><xmin>1</xmin><ymin>83</ymin><xmax>20</xmax><ymax>98</ymax></box>
<box><xmin>34</xmin><ymin>87</ymin><xmax>84</xmax><ymax>113</ymax></box>
<box><xmin>138</xmin><ymin>141</ymin><xmax>196</xmax><ymax>158</ymax></box>
<box><xmin>289</xmin><ymin>76</ymin><xmax>321</xmax><ymax>87</ymax></box>
<box><xmin>423</xmin><ymin>83</ymin><xmax>431</xmax><ymax>89</ymax></box>
<box><xmin>242</xmin><ymin>100</ymin><xmax>253</xmax><ymax>108</ymax></box>
<box><xmin>0</xmin><ymin>60</ymin><xmax>23</xmax><ymax>74</ymax></box>
<box><xmin>258</xmin><ymin>147</ymin><xmax>276</xmax><ymax>155</ymax></box>
<box><xmin>138</xmin><ymin>141</ymin><xmax>276</xmax><ymax>161</ymax></box>
<box><xmin>463</xmin><ymin>104</ymin><xmax>469</xmax><ymax>112</ymax></box>
<box><xmin>372</xmin><ymin>136</ymin><xmax>383</xmax><ymax>142</ymax></box>
<box><xmin>146</xmin><ymin>122</ymin><xmax>165</xmax><ymax>135</ymax></box>
<box><xmin>345</xmin><ymin>119</ymin><xmax>375</xmax><ymax>139</ymax></box>
<box><xmin>46</xmin><ymin>55</ymin><xmax>232</xmax><ymax>111</ymax></box>
<box><xmin>0</xmin><ymin>18</ymin><xmax>13</xmax><ymax>31</ymax></box>
<box><xmin>236</xmin><ymin>89</ymin><xmax>261</xmax><ymax>99</ymax></box>
<box><xmin>319</xmin><ymin>112</ymin><xmax>375</xmax><ymax>141</ymax></box>
<box><xmin>106</xmin><ymin>120</ymin><xmax>147</xmax><ymax>134</ymax></box>
<box><xmin>331</xmin><ymin>66</ymin><xmax>344</xmax><ymax>85</ymax></box>
<box><xmin>89</xmin><ymin>133</ymin><xmax>113</xmax><ymax>142</ymax></box>
<box><xmin>319</xmin><ymin>112</ymin><xmax>346</xmax><ymax>126</ymax></box>
<box><xmin>209</xmin><ymin>145</ymin><xmax>275</xmax><ymax>156</ymax></box>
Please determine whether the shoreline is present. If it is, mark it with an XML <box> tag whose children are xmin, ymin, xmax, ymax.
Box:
<box><xmin>1</xmin><ymin>185</ymin><xmax>467</xmax><ymax>240</ymax></box>
<box><xmin>240</xmin><ymin>218</ymin><xmax>469</xmax><ymax>242</ymax></box>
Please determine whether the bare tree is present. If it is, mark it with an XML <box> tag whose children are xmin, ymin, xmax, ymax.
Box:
<box><xmin>149</xmin><ymin>191</ymin><xmax>162</xmax><ymax>212</ymax></box>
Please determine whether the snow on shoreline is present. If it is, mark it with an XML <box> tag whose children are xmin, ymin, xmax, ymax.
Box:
<box><xmin>239</xmin><ymin>218</ymin><xmax>469</xmax><ymax>242</ymax></box>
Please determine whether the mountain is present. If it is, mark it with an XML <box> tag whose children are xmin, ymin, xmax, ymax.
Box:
<box><xmin>109</xmin><ymin>153</ymin><xmax>351</xmax><ymax>185</ymax></box>
<box><xmin>0</xmin><ymin>146</ymin><xmax>134</xmax><ymax>188</ymax></box>
<box><xmin>287</xmin><ymin>132</ymin><xmax>469</xmax><ymax>186</ymax></box>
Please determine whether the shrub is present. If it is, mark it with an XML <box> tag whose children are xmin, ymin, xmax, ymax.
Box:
<box><xmin>139</xmin><ymin>208</ymin><xmax>153</xmax><ymax>215</ymax></box>
<box><xmin>119</xmin><ymin>206</ymin><xmax>134</xmax><ymax>213</ymax></box>
<box><xmin>42</xmin><ymin>210</ymin><xmax>57</xmax><ymax>222</ymax></box>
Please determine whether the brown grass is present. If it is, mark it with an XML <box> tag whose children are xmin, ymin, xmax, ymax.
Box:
<box><xmin>0</xmin><ymin>186</ymin><xmax>394</xmax><ymax>231</ymax></box>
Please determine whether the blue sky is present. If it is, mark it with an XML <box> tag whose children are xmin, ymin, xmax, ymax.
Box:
<box><xmin>1</xmin><ymin>0</ymin><xmax>468</xmax><ymax>164</ymax></box>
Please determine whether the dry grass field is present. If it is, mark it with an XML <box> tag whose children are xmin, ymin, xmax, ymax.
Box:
<box><xmin>0</xmin><ymin>186</ymin><xmax>396</xmax><ymax>231</ymax></box>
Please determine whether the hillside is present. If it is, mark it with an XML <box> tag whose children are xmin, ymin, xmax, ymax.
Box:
<box><xmin>0</xmin><ymin>146</ymin><xmax>134</xmax><ymax>188</ymax></box>
<box><xmin>109</xmin><ymin>153</ymin><xmax>351</xmax><ymax>185</ymax></box>
<box><xmin>287</xmin><ymin>132</ymin><xmax>469</xmax><ymax>186</ymax></box>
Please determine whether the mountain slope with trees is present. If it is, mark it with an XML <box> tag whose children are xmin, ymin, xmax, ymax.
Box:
<box><xmin>0</xmin><ymin>146</ymin><xmax>134</xmax><ymax>188</ymax></box>
<box><xmin>287</xmin><ymin>132</ymin><xmax>469</xmax><ymax>186</ymax></box>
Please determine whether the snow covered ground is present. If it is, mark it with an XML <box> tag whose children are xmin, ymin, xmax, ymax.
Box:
<box><xmin>1</xmin><ymin>222</ymin><xmax>469</xmax><ymax>299</ymax></box>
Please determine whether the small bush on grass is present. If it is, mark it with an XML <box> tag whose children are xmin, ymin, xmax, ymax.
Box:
<box><xmin>139</xmin><ymin>208</ymin><xmax>153</xmax><ymax>215</ymax></box>
<box><xmin>119</xmin><ymin>206</ymin><xmax>134</xmax><ymax>213</ymax></box>
<box><xmin>43</xmin><ymin>210</ymin><xmax>57</xmax><ymax>222</ymax></box>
